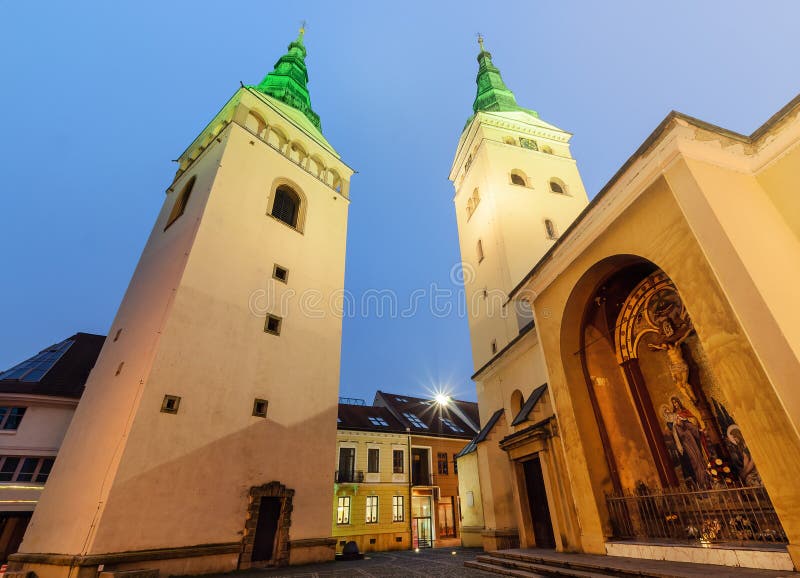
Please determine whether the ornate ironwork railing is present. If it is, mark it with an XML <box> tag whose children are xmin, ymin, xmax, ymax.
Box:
<box><xmin>606</xmin><ymin>485</ymin><xmax>787</xmax><ymax>545</ymax></box>
<box><xmin>335</xmin><ymin>470</ymin><xmax>364</xmax><ymax>484</ymax></box>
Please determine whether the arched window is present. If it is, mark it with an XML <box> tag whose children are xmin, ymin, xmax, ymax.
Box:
<box><xmin>271</xmin><ymin>185</ymin><xmax>301</xmax><ymax>228</ymax></box>
<box><xmin>510</xmin><ymin>170</ymin><xmax>527</xmax><ymax>186</ymax></box>
<box><xmin>467</xmin><ymin>188</ymin><xmax>480</xmax><ymax>219</ymax></box>
<box><xmin>545</xmin><ymin>219</ymin><xmax>558</xmax><ymax>239</ymax></box>
<box><xmin>510</xmin><ymin>390</ymin><xmax>524</xmax><ymax>417</ymax></box>
<box><xmin>549</xmin><ymin>179</ymin><xmax>567</xmax><ymax>194</ymax></box>
<box><xmin>164</xmin><ymin>176</ymin><xmax>196</xmax><ymax>230</ymax></box>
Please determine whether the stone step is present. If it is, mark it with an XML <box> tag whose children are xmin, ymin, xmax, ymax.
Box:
<box><xmin>485</xmin><ymin>551</ymin><xmax>652</xmax><ymax>577</ymax></box>
<box><xmin>464</xmin><ymin>559</ymin><xmax>550</xmax><ymax>577</ymax></box>
<box><xmin>473</xmin><ymin>555</ymin><xmax>614</xmax><ymax>578</ymax></box>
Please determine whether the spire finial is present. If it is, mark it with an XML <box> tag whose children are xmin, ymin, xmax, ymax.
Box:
<box><xmin>299</xmin><ymin>20</ymin><xmax>306</xmax><ymax>36</ymax></box>
<box><xmin>477</xmin><ymin>32</ymin><xmax>485</xmax><ymax>52</ymax></box>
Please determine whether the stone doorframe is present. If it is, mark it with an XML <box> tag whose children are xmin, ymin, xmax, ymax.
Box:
<box><xmin>239</xmin><ymin>481</ymin><xmax>294</xmax><ymax>569</ymax></box>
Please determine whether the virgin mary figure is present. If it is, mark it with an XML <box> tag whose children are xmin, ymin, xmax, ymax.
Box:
<box><xmin>664</xmin><ymin>396</ymin><xmax>710</xmax><ymax>488</ymax></box>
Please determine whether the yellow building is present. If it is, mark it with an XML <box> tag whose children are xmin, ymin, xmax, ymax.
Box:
<box><xmin>452</xmin><ymin>39</ymin><xmax>800</xmax><ymax>572</ymax></box>
<box><xmin>333</xmin><ymin>402</ymin><xmax>411</xmax><ymax>554</ymax></box>
<box><xmin>333</xmin><ymin>393</ymin><xmax>479</xmax><ymax>553</ymax></box>
<box><xmin>11</xmin><ymin>29</ymin><xmax>353</xmax><ymax>576</ymax></box>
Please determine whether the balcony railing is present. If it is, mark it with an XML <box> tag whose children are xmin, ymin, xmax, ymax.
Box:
<box><xmin>412</xmin><ymin>473</ymin><xmax>434</xmax><ymax>487</ymax></box>
<box><xmin>335</xmin><ymin>470</ymin><xmax>364</xmax><ymax>484</ymax></box>
<box><xmin>606</xmin><ymin>485</ymin><xmax>787</xmax><ymax>545</ymax></box>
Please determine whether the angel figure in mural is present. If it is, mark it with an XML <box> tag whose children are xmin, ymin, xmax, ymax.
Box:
<box><xmin>662</xmin><ymin>396</ymin><xmax>710</xmax><ymax>488</ymax></box>
<box><xmin>647</xmin><ymin>290</ymin><xmax>697</xmax><ymax>404</ymax></box>
<box><xmin>726</xmin><ymin>425</ymin><xmax>762</xmax><ymax>486</ymax></box>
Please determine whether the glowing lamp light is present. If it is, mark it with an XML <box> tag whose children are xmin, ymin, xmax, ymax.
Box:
<box><xmin>414</xmin><ymin>547</ymin><xmax>420</xmax><ymax>553</ymax></box>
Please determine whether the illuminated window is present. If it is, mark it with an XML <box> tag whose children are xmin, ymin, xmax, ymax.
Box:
<box><xmin>336</xmin><ymin>496</ymin><xmax>351</xmax><ymax>524</ymax></box>
<box><xmin>403</xmin><ymin>412</ymin><xmax>428</xmax><ymax>429</ymax></box>
<box><xmin>366</xmin><ymin>496</ymin><xmax>378</xmax><ymax>523</ymax></box>
<box><xmin>165</xmin><ymin>176</ymin><xmax>196</xmax><ymax>230</ymax></box>
<box><xmin>392</xmin><ymin>496</ymin><xmax>405</xmax><ymax>521</ymax></box>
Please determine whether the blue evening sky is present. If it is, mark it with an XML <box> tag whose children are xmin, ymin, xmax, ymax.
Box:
<box><xmin>1</xmin><ymin>2</ymin><xmax>797</xmax><ymax>403</ymax></box>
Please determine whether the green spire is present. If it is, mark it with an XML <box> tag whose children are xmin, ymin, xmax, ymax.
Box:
<box><xmin>471</xmin><ymin>35</ymin><xmax>538</xmax><ymax>118</ymax></box>
<box><xmin>251</xmin><ymin>26</ymin><xmax>322</xmax><ymax>130</ymax></box>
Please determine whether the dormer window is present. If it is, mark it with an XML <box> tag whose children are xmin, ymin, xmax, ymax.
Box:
<box><xmin>402</xmin><ymin>412</ymin><xmax>428</xmax><ymax>429</ymax></box>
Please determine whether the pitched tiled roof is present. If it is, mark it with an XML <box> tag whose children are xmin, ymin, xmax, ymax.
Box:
<box><xmin>337</xmin><ymin>404</ymin><xmax>407</xmax><ymax>433</ymax></box>
<box><xmin>455</xmin><ymin>408</ymin><xmax>504</xmax><ymax>458</ymax></box>
<box><xmin>0</xmin><ymin>333</ymin><xmax>106</xmax><ymax>399</ymax></box>
<box><xmin>511</xmin><ymin>382</ymin><xmax>548</xmax><ymax>426</ymax></box>
<box><xmin>374</xmin><ymin>391</ymin><xmax>479</xmax><ymax>439</ymax></box>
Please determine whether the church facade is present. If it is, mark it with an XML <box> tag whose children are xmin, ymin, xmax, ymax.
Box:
<box><xmin>11</xmin><ymin>29</ymin><xmax>352</xmax><ymax>576</ymax></box>
<box><xmin>452</xmin><ymin>41</ymin><xmax>800</xmax><ymax>570</ymax></box>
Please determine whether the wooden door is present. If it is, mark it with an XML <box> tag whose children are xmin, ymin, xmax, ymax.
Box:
<box><xmin>523</xmin><ymin>456</ymin><xmax>556</xmax><ymax>549</ymax></box>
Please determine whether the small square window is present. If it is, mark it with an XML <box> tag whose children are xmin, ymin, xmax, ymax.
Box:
<box><xmin>265</xmin><ymin>314</ymin><xmax>282</xmax><ymax>335</ymax></box>
<box><xmin>395</xmin><ymin>536</ymin><xmax>403</xmax><ymax>543</ymax></box>
<box><xmin>253</xmin><ymin>398</ymin><xmax>268</xmax><ymax>418</ymax></box>
<box><xmin>161</xmin><ymin>395</ymin><xmax>181</xmax><ymax>414</ymax></box>
<box><xmin>272</xmin><ymin>264</ymin><xmax>289</xmax><ymax>283</ymax></box>
<box><xmin>369</xmin><ymin>538</ymin><xmax>376</xmax><ymax>544</ymax></box>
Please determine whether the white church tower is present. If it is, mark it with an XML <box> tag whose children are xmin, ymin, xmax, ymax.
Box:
<box><xmin>449</xmin><ymin>39</ymin><xmax>590</xmax><ymax>550</ymax></box>
<box><xmin>13</xmin><ymin>29</ymin><xmax>352</xmax><ymax>576</ymax></box>
<box><xmin>449</xmin><ymin>36</ymin><xmax>589</xmax><ymax>371</ymax></box>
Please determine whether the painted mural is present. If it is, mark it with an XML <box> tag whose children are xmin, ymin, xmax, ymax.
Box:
<box><xmin>615</xmin><ymin>271</ymin><xmax>761</xmax><ymax>490</ymax></box>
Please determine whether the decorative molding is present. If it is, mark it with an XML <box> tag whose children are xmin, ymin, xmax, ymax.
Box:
<box><xmin>9</xmin><ymin>542</ymin><xmax>240</xmax><ymax>568</ymax></box>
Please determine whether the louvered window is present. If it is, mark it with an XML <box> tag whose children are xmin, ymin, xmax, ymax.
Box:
<box><xmin>271</xmin><ymin>186</ymin><xmax>300</xmax><ymax>228</ymax></box>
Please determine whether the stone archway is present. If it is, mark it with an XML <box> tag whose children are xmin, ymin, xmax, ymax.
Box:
<box><xmin>239</xmin><ymin>482</ymin><xmax>294</xmax><ymax>569</ymax></box>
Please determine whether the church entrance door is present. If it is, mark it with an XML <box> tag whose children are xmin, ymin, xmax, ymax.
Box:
<box><xmin>523</xmin><ymin>455</ymin><xmax>556</xmax><ymax>549</ymax></box>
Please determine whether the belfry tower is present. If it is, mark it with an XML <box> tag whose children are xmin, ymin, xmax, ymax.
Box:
<box><xmin>449</xmin><ymin>37</ymin><xmax>589</xmax><ymax>371</ymax></box>
<box><xmin>14</xmin><ymin>29</ymin><xmax>352</xmax><ymax>576</ymax></box>
<box><xmin>449</xmin><ymin>39</ymin><xmax>590</xmax><ymax>550</ymax></box>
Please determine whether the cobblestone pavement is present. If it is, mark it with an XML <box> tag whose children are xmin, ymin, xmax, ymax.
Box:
<box><xmin>220</xmin><ymin>548</ymin><xmax>493</xmax><ymax>577</ymax></box>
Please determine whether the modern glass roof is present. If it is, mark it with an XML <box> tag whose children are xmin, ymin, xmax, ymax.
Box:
<box><xmin>0</xmin><ymin>338</ymin><xmax>75</xmax><ymax>382</ymax></box>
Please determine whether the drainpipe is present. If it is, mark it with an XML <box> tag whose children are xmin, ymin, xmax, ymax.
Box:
<box><xmin>407</xmin><ymin>427</ymin><xmax>412</xmax><ymax>550</ymax></box>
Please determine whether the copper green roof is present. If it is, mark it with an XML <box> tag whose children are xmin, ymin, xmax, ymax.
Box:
<box><xmin>468</xmin><ymin>37</ymin><xmax>538</xmax><ymax>125</ymax></box>
<box><xmin>250</xmin><ymin>28</ymin><xmax>321</xmax><ymax>131</ymax></box>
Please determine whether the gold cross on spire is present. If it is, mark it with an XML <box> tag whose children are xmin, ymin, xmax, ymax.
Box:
<box><xmin>299</xmin><ymin>20</ymin><xmax>306</xmax><ymax>35</ymax></box>
<box><xmin>477</xmin><ymin>32</ymin><xmax>485</xmax><ymax>51</ymax></box>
